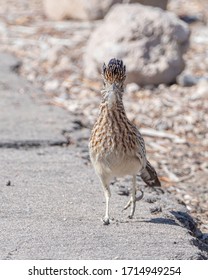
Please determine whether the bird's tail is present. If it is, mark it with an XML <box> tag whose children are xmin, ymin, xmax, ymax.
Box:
<box><xmin>141</xmin><ymin>160</ymin><xmax>161</xmax><ymax>187</ymax></box>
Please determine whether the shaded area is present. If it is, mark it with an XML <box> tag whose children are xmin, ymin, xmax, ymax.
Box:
<box><xmin>171</xmin><ymin>211</ymin><xmax>208</xmax><ymax>259</ymax></box>
<box><xmin>145</xmin><ymin>217</ymin><xmax>178</xmax><ymax>226</ymax></box>
<box><xmin>0</xmin><ymin>140</ymin><xmax>70</xmax><ymax>149</ymax></box>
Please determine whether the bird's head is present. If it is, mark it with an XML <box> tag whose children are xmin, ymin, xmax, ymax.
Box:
<box><xmin>102</xmin><ymin>58</ymin><xmax>126</xmax><ymax>91</ymax></box>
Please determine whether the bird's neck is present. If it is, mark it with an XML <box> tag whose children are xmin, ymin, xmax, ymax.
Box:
<box><xmin>101</xmin><ymin>86</ymin><xmax>124</xmax><ymax>109</ymax></box>
<box><xmin>99</xmin><ymin>90</ymin><xmax>128</xmax><ymax>122</ymax></box>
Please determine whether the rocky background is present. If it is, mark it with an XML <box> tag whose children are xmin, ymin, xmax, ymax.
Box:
<box><xmin>0</xmin><ymin>0</ymin><xmax>207</xmax><ymax>234</ymax></box>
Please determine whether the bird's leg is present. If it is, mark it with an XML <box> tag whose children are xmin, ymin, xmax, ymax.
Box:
<box><xmin>123</xmin><ymin>175</ymin><xmax>137</xmax><ymax>219</ymax></box>
<box><xmin>129</xmin><ymin>174</ymin><xmax>137</xmax><ymax>219</ymax></box>
<box><xmin>130</xmin><ymin>177</ymin><xmax>137</xmax><ymax>219</ymax></box>
<box><xmin>102</xmin><ymin>183</ymin><xmax>111</xmax><ymax>225</ymax></box>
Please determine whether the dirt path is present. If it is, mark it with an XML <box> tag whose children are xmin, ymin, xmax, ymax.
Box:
<box><xmin>0</xmin><ymin>53</ymin><xmax>207</xmax><ymax>259</ymax></box>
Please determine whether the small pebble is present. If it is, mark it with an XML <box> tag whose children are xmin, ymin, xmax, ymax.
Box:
<box><xmin>44</xmin><ymin>79</ymin><xmax>59</xmax><ymax>91</ymax></box>
<box><xmin>150</xmin><ymin>205</ymin><xmax>162</xmax><ymax>214</ymax></box>
<box><xmin>176</xmin><ymin>73</ymin><xmax>198</xmax><ymax>87</ymax></box>
<box><xmin>145</xmin><ymin>196</ymin><xmax>158</xmax><ymax>203</ymax></box>
<box><xmin>126</xmin><ymin>83</ymin><xmax>140</xmax><ymax>94</ymax></box>
<box><xmin>6</xmin><ymin>180</ymin><xmax>11</xmax><ymax>186</ymax></box>
<box><xmin>116</xmin><ymin>185</ymin><xmax>129</xmax><ymax>196</ymax></box>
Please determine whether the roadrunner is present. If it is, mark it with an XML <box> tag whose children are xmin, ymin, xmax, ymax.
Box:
<box><xmin>89</xmin><ymin>58</ymin><xmax>161</xmax><ymax>225</ymax></box>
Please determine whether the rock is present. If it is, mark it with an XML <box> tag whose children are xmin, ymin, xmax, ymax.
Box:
<box><xmin>201</xmin><ymin>234</ymin><xmax>208</xmax><ymax>245</ymax></box>
<box><xmin>193</xmin><ymin>79</ymin><xmax>208</xmax><ymax>100</ymax></box>
<box><xmin>43</xmin><ymin>0</ymin><xmax>120</xmax><ymax>21</ymax></box>
<box><xmin>53</xmin><ymin>56</ymin><xmax>72</xmax><ymax>73</ymax></box>
<box><xmin>179</xmin><ymin>14</ymin><xmax>202</xmax><ymax>24</ymax></box>
<box><xmin>6</xmin><ymin>180</ymin><xmax>11</xmax><ymax>186</ymax></box>
<box><xmin>126</xmin><ymin>83</ymin><xmax>140</xmax><ymax>94</ymax></box>
<box><xmin>44</xmin><ymin>79</ymin><xmax>60</xmax><ymax>91</ymax></box>
<box><xmin>43</xmin><ymin>0</ymin><xmax>168</xmax><ymax>21</ymax></box>
<box><xmin>129</xmin><ymin>0</ymin><xmax>168</xmax><ymax>10</ymax></box>
<box><xmin>150</xmin><ymin>205</ymin><xmax>162</xmax><ymax>214</ymax></box>
<box><xmin>84</xmin><ymin>4</ymin><xmax>190</xmax><ymax>86</ymax></box>
<box><xmin>177</xmin><ymin>73</ymin><xmax>198</xmax><ymax>87</ymax></box>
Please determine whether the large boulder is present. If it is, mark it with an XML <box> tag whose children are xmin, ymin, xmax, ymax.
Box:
<box><xmin>43</xmin><ymin>0</ymin><xmax>120</xmax><ymax>21</ymax></box>
<box><xmin>43</xmin><ymin>0</ymin><xmax>168</xmax><ymax>21</ymax></box>
<box><xmin>130</xmin><ymin>0</ymin><xmax>168</xmax><ymax>10</ymax></box>
<box><xmin>84</xmin><ymin>4</ymin><xmax>190</xmax><ymax>86</ymax></box>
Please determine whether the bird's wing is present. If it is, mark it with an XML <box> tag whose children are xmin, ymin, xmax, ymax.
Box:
<box><xmin>134</xmin><ymin>126</ymin><xmax>160</xmax><ymax>187</ymax></box>
<box><xmin>134</xmin><ymin>127</ymin><xmax>147</xmax><ymax>168</ymax></box>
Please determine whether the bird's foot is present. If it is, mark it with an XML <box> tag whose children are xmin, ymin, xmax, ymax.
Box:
<box><xmin>123</xmin><ymin>199</ymin><xmax>135</xmax><ymax>219</ymax></box>
<box><xmin>102</xmin><ymin>217</ymin><xmax>110</xmax><ymax>225</ymax></box>
<box><xmin>123</xmin><ymin>199</ymin><xmax>132</xmax><ymax>211</ymax></box>
<box><xmin>123</xmin><ymin>190</ymin><xmax>144</xmax><ymax>219</ymax></box>
<box><xmin>123</xmin><ymin>190</ymin><xmax>144</xmax><ymax>212</ymax></box>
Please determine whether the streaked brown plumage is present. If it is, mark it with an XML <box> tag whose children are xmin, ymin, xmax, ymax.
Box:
<box><xmin>89</xmin><ymin>58</ymin><xmax>161</xmax><ymax>225</ymax></box>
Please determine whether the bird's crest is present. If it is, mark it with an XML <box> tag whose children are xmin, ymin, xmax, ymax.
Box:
<box><xmin>102</xmin><ymin>58</ymin><xmax>126</xmax><ymax>85</ymax></box>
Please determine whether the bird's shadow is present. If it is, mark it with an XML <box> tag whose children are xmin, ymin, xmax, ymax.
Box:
<box><xmin>132</xmin><ymin>211</ymin><xmax>199</xmax><ymax>230</ymax></box>
<box><xmin>141</xmin><ymin>217</ymin><xmax>178</xmax><ymax>226</ymax></box>
<box><xmin>119</xmin><ymin>216</ymin><xmax>178</xmax><ymax>226</ymax></box>
<box><xmin>141</xmin><ymin>211</ymin><xmax>199</xmax><ymax>229</ymax></box>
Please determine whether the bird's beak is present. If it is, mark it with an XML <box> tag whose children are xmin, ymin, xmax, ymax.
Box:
<box><xmin>110</xmin><ymin>83</ymin><xmax>116</xmax><ymax>91</ymax></box>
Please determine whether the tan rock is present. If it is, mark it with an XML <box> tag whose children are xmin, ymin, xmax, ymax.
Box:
<box><xmin>43</xmin><ymin>0</ymin><xmax>120</xmax><ymax>20</ymax></box>
<box><xmin>84</xmin><ymin>4</ymin><xmax>190</xmax><ymax>86</ymax></box>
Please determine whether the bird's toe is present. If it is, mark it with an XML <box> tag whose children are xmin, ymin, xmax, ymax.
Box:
<box><xmin>102</xmin><ymin>217</ymin><xmax>110</xmax><ymax>225</ymax></box>
<box><xmin>123</xmin><ymin>199</ymin><xmax>132</xmax><ymax>211</ymax></box>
